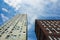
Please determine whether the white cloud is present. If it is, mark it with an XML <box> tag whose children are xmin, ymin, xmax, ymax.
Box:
<box><xmin>20</xmin><ymin>0</ymin><xmax>59</xmax><ymax>32</ymax></box>
<box><xmin>4</xmin><ymin>0</ymin><xmax>49</xmax><ymax>11</ymax></box>
<box><xmin>1</xmin><ymin>14</ymin><xmax>9</xmax><ymax>22</ymax></box>
<box><xmin>2</xmin><ymin>8</ymin><xmax>9</xmax><ymax>12</ymax></box>
<box><xmin>22</xmin><ymin>0</ymin><xmax>40</xmax><ymax>6</ymax></box>
<box><xmin>4</xmin><ymin>0</ymin><xmax>22</xmax><ymax>10</ymax></box>
<box><xmin>50</xmin><ymin>0</ymin><xmax>58</xmax><ymax>3</ymax></box>
<box><xmin>27</xmin><ymin>12</ymin><xmax>39</xmax><ymax>30</ymax></box>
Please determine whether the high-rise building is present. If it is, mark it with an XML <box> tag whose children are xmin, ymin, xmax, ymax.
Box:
<box><xmin>0</xmin><ymin>14</ymin><xmax>27</xmax><ymax>40</ymax></box>
<box><xmin>35</xmin><ymin>20</ymin><xmax>60</xmax><ymax>40</ymax></box>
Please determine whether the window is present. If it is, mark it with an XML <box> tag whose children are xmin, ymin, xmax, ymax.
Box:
<box><xmin>10</xmin><ymin>31</ymin><xmax>12</xmax><ymax>33</ymax></box>
<box><xmin>0</xmin><ymin>29</ymin><xmax>1</xmax><ymax>30</ymax></box>
<box><xmin>6</xmin><ymin>35</ymin><xmax>10</xmax><ymax>39</ymax></box>
<box><xmin>14</xmin><ymin>35</ymin><xmax>16</xmax><ymax>37</ymax></box>
<box><xmin>19</xmin><ymin>34</ymin><xmax>21</xmax><ymax>36</ymax></box>
<box><xmin>12</xmin><ymin>29</ymin><xmax>14</xmax><ymax>30</ymax></box>
<box><xmin>2</xmin><ymin>31</ymin><xmax>4</xmax><ymax>34</ymax></box>
<box><xmin>21</xmin><ymin>28</ymin><xmax>22</xmax><ymax>30</ymax></box>
<box><xmin>20</xmin><ymin>31</ymin><xmax>21</xmax><ymax>32</ymax></box>
<box><xmin>0</xmin><ymin>31</ymin><xmax>2</xmax><ymax>32</ymax></box>
<box><xmin>5</xmin><ymin>29</ymin><xmax>7</xmax><ymax>31</ymax></box>
<box><xmin>23</xmin><ymin>31</ymin><xmax>25</xmax><ymax>33</ymax></box>
<box><xmin>7</xmin><ymin>27</ymin><xmax>9</xmax><ymax>28</ymax></box>
<box><xmin>17</xmin><ymin>28</ymin><xmax>19</xmax><ymax>30</ymax></box>
<box><xmin>0</xmin><ymin>35</ymin><xmax>1</xmax><ymax>37</ymax></box>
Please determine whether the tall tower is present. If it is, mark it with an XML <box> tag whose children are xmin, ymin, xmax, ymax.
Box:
<box><xmin>35</xmin><ymin>20</ymin><xmax>60</xmax><ymax>40</ymax></box>
<box><xmin>0</xmin><ymin>14</ymin><xmax>27</xmax><ymax>40</ymax></box>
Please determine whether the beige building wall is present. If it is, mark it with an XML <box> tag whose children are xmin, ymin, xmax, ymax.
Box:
<box><xmin>0</xmin><ymin>14</ymin><xmax>27</xmax><ymax>40</ymax></box>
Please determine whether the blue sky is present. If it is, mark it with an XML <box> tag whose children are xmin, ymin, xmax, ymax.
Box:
<box><xmin>0</xmin><ymin>0</ymin><xmax>60</xmax><ymax>40</ymax></box>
